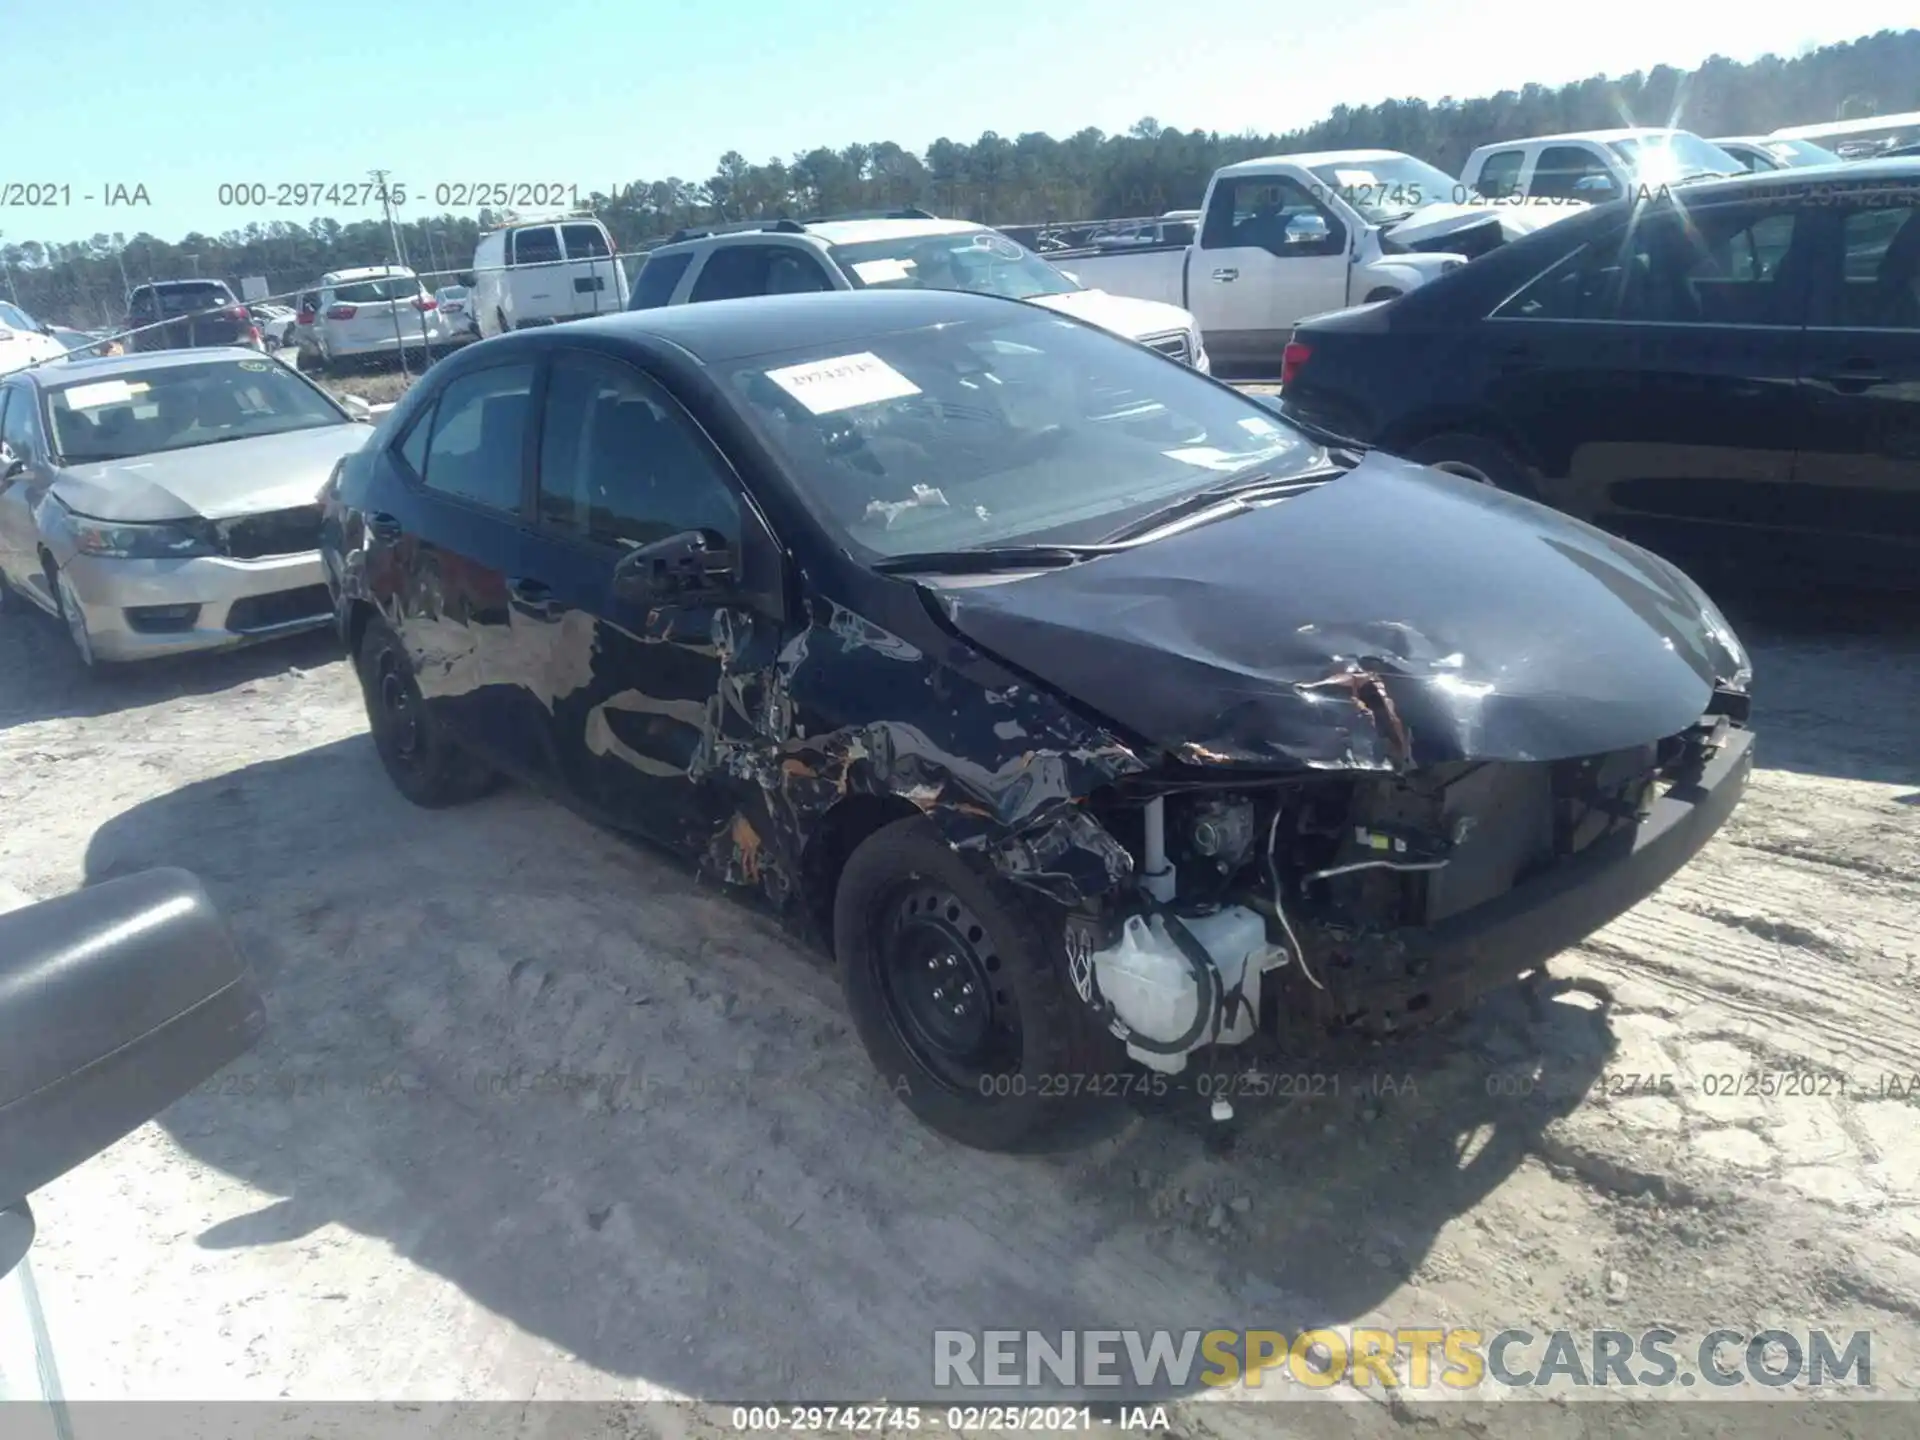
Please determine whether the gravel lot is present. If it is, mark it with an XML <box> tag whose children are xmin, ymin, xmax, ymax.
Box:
<box><xmin>2</xmin><ymin>542</ymin><xmax>1917</xmax><ymax>1432</ymax></box>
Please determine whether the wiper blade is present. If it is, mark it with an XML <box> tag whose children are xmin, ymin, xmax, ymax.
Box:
<box><xmin>1096</xmin><ymin>466</ymin><xmax>1343</xmax><ymax>544</ymax></box>
<box><xmin>871</xmin><ymin>544</ymin><xmax>1126</xmax><ymax>575</ymax></box>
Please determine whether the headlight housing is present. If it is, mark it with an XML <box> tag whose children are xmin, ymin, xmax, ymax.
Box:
<box><xmin>69</xmin><ymin>516</ymin><xmax>218</xmax><ymax>559</ymax></box>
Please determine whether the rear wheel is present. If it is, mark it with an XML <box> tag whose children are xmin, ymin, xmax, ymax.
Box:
<box><xmin>355</xmin><ymin>618</ymin><xmax>499</xmax><ymax>808</ymax></box>
<box><xmin>1363</xmin><ymin>286</ymin><xmax>1403</xmax><ymax>304</ymax></box>
<box><xmin>1405</xmin><ymin>432</ymin><xmax>1537</xmax><ymax>498</ymax></box>
<box><xmin>835</xmin><ymin>816</ymin><xmax>1123</xmax><ymax>1152</ymax></box>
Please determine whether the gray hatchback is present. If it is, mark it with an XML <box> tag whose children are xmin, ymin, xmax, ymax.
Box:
<box><xmin>0</xmin><ymin>349</ymin><xmax>376</xmax><ymax>667</ymax></box>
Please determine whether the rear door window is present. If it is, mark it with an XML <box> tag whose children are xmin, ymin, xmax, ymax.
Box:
<box><xmin>688</xmin><ymin>245</ymin><xmax>783</xmax><ymax>302</ymax></box>
<box><xmin>561</xmin><ymin>223</ymin><xmax>612</xmax><ymax>259</ymax></box>
<box><xmin>1498</xmin><ymin>201</ymin><xmax>1808</xmax><ymax>326</ymax></box>
<box><xmin>510</xmin><ymin>227</ymin><xmax>562</xmax><ymax>267</ymax></box>
<box><xmin>1827</xmin><ymin>205</ymin><xmax>1920</xmax><ymax>328</ymax></box>
<box><xmin>1474</xmin><ymin>149</ymin><xmax>1526</xmax><ymax>200</ymax></box>
<box><xmin>630</xmin><ymin>251</ymin><xmax>694</xmax><ymax>309</ymax></box>
<box><xmin>1530</xmin><ymin>146</ymin><xmax>1618</xmax><ymax>201</ymax></box>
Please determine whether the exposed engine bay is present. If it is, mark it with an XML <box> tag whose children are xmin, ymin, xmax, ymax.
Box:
<box><xmin>1060</xmin><ymin>706</ymin><xmax>1747</xmax><ymax>1082</ymax></box>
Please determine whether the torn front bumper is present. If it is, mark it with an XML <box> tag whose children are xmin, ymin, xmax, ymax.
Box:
<box><xmin>1299</xmin><ymin>727</ymin><xmax>1754</xmax><ymax>1033</ymax></box>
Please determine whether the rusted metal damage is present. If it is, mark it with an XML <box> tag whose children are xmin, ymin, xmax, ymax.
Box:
<box><xmin>1296</xmin><ymin>662</ymin><xmax>1414</xmax><ymax>769</ymax></box>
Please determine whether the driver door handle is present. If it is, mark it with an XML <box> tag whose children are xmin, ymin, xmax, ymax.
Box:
<box><xmin>1211</xmin><ymin>267</ymin><xmax>1238</xmax><ymax>282</ymax></box>
<box><xmin>1814</xmin><ymin>361</ymin><xmax>1884</xmax><ymax>393</ymax></box>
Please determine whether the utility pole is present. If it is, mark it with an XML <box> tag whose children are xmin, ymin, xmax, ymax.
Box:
<box><xmin>371</xmin><ymin>167</ymin><xmax>423</xmax><ymax>373</ymax></box>
<box><xmin>371</xmin><ymin>168</ymin><xmax>406</xmax><ymax>269</ymax></box>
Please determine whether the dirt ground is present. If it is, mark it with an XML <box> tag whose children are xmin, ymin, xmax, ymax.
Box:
<box><xmin>2</xmin><ymin>568</ymin><xmax>1918</xmax><ymax>1435</ymax></box>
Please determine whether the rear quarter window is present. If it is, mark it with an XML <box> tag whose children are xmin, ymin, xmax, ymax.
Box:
<box><xmin>630</xmin><ymin>251</ymin><xmax>694</xmax><ymax>308</ymax></box>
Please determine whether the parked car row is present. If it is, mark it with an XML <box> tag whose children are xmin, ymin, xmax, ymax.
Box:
<box><xmin>25</xmin><ymin>148</ymin><xmax>1917</xmax><ymax>1159</ymax></box>
<box><xmin>1277</xmin><ymin>157</ymin><xmax>1920</xmax><ymax>593</ymax></box>
<box><xmin>627</xmin><ymin>209</ymin><xmax>1210</xmax><ymax>368</ymax></box>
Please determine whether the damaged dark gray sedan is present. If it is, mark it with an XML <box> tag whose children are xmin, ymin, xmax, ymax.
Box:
<box><xmin>318</xmin><ymin>288</ymin><xmax>1754</xmax><ymax>1151</ymax></box>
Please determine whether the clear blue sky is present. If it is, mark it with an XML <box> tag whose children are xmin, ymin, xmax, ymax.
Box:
<box><xmin>11</xmin><ymin>0</ymin><xmax>1912</xmax><ymax>246</ymax></box>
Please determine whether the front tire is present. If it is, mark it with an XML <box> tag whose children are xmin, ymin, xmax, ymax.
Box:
<box><xmin>1405</xmin><ymin>431</ymin><xmax>1538</xmax><ymax>497</ymax></box>
<box><xmin>51</xmin><ymin>566</ymin><xmax>103</xmax><ymax>673</ymax></box>
<box><xmin>1363</xmin><ymin>286</ymin><xmax>1403</xmax><ymax>304</ymax></box>
<box><xmin>835</xmin><ymin>816</ymin><xmax>1123</xmax><ymax>1152</ymax></box>
<box><xmin>355</xmin><ymin>618</ymin><xmax>498</xmax><ymax>808</ymax></box>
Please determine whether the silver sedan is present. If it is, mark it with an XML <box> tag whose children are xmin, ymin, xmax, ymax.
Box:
<box><xmin>0</xmin><ymin>348</ymin><xmax>377</xmax><ymax>668</ymax></box>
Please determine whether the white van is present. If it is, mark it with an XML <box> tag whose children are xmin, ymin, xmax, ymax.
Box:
<box><xmin>471</xmin><ymin>214</ymin><xmax>628</xmax><ymax>338</ymax></box>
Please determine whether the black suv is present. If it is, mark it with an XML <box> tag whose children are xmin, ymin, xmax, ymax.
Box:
<box><xmin>318</xmin><ymin>288</ymin><xmax>1752</xmax><ymax>1151</ymax></box>
<box><xmin>126</xmin><ymin>280</ymin><xmax>262</xmax><ymax>352</ymax></box>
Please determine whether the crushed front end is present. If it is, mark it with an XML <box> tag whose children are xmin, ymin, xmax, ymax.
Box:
<box><xmin>1058</xmin><ymin>689</ymin><xmax>1752</xmax><ymax>1076</ymax></box>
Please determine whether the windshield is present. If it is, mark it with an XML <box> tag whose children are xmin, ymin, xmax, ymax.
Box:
<box><xmin>332</xmin><ymin>274</ymin><xmax>420</xmax><ymax>304</ymax></box>
<box><xmin>1758</xmin><ymin>138</ymin><xmax>1843</xmax><ymax>167</ymax></box>
<box><xmin>830</xmin><ymin>231</ymin><xmax>1079</xmax><ymax>300</ymax></box>
<box><xmin>1306</xmin><ymin>155</ymin><xmax>1463</xmax><ymax>222</ymax></box>
<box><xmin>1608</xmin><ymin>133</ymin><xmax>1743</xmax><ymax>184</ymax></box>
<box><xmin>726</xmin><ymin>309</ymin><xmax>1321</xmax><ymax>560</ymax></box>
<box><xmin>46</xmin><ymin>357</ymin><xmax>348</xmax><ymax>463</ymax></box>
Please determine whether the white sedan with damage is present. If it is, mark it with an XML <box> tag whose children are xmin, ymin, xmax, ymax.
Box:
<box><xmin>0</xmin><ymin>349</ymin><xmax>376</xmax><ymax>668</ymax></box>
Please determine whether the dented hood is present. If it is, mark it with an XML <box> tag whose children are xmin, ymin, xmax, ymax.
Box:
<box><xmin>933</xmin><ymin>455</ymin><xmax>1748</xmax><ymax>771</ymax></box>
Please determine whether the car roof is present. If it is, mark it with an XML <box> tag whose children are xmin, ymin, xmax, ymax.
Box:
<box><xmin>559</xmin><ymin>287</ymin><xmax>1048</xmax><ymax>364</ymax></box>
<box><xmin>1215</xmin><ymin>149</ymin><xmax>1412</xmax><ymax>176</ymax></box>
<box><xmin>1471</xmin><ymin>128</ymin><xmax>1691</xmax><ymax>154</ymax></box>
<box><xmin>1663</xmin><ymin>155</ymin><xmax>1920</xmax><ymax>196</ymax></box>
<box><xmin>14</xmin><ymin>346</ymin><xmax>271</xmax><ymax>387</ymax></box>
<box><xmin>323</xmin><ymin>266</ymin><xmax>417</xmax><ymax>282</ymax></box>
<box><xmin>803</xmin><ymin>217</ymin><xmax>984</xmax><ymax>245</ymax></box>
<box><xmin>132</xmin><ymin>278</ymin><xmax>232</xmax><ymax>290</ymax></box>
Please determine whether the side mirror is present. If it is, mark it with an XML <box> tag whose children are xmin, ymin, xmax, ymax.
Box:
<box><xmin>0</xmin><ymin>868</ymin><xmax>265</xmax><ymax>1211</ymax></box>
<box><xmin>611</xmin><ymin>529</ymin><xmax>736</xmax><ymax>604</ymax></box>
<box><xmin>1284</xmin><ymin>214</ymin><xmax>1332</xmax><ymax>247</ymax></box>
<box><xmin>339</xmin><ymin>393</ymin><xmax>374</xmax><ymax>423</ymax></box>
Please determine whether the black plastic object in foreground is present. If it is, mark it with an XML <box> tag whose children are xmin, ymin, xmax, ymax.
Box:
<box><xmin>0</xmin><ymin>868</ymin><xmax>265</xmax><ymax>1205</ymax></box>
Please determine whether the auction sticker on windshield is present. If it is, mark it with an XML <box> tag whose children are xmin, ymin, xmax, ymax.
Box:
<box><xmin>850</xmin><ymin>258</ymin><xmax>913</xmax><ymax>284</ymax></box>
<box><xmin>766</xmin><ymin>352</ymin><xmax>921</xmax><ymax>415</ymax></box>
<box><xmin>60</xmin><ymin>380</ymin><xmax>140</xmax><ymax>408</ymax></box>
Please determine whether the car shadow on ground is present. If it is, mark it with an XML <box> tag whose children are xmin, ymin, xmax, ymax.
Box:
<box><xmin>1713</xmin><ymin>583</ymin><xmax>1920</xmax><ymax>789</ymax></box>
<box><xmin>94</xmin><ymin>736</ymin><xmax>1613</xmax><ymax>1401</ymax></box>
<box><xmin>0</xmin><ymin>608</ymin><xmax>341</xmax><ymax>734</ymax></box>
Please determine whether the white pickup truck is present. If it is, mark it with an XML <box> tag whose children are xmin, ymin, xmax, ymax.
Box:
<box><xmin>1056</xmin><ymin>149</ymin><xmax>1584</xmax><ymax>371</ymax></box>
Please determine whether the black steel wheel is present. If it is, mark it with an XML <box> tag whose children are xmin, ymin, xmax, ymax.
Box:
<box><xmin>873</xmin><ymin>880</ymin><xmax>1022</xmax><ymax>1093</ymax></box>
<box><xmin>836</xmin><ymin>816</ymin><xmax>1126</xmax><ymax>1152</ymax></box>
<box><xmin>356</xmin><ymin>617</ymin><xmax>498</xmax><ymax>808</ymax></box>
